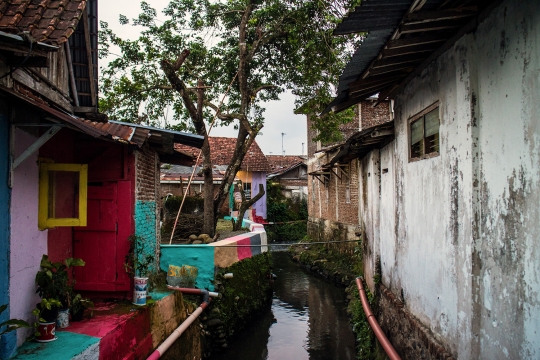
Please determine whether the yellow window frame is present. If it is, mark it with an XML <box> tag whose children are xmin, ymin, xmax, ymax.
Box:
<box><xmin>38</xmin><ymin>163</ymin><xmax>88</xmax><ymax>230</ymax></box>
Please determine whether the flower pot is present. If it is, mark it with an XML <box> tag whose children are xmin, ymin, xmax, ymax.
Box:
<box><xmin>56</xmin><ymin>308</ymin><xmax>69</xmax><ymax>328</ymax></box>
<box><xmin>35</xmin><ymin>322</ymin><xmax>56</xmax><ymax>342</ymax></box>
<box><xmin>133</xmin><ymin>277</ymin><xmax>149</xmax><ymax>306</ymax></box>
<box><xmin>37</xmin><ymin>304</ymin><xmax>58</xmax><ymax>323</ymax></box>
<box><xmin>71</xmin><ymin>308</ymin><xmax>84</xmax><ymax>322</ymax></box>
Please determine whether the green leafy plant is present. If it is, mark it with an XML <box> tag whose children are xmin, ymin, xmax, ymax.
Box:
<box><xmin>124</xmin><ymin>235</ymin><xmax>155</xmax><ymax>277</ymax></box>
<box><xmin>71</xmin><ymin>294</ymin><xmax>94</xmax><ymax>319</ymax></box>
<box><xmin>266</xmin><ymin>182</ymin><xmax>308</xmax><ymax>241</ymax></box>
<box><xmin>0</xmin><ymin>304</ymin><xmax>30</xmax><ymax>336</ymax></box>
<box><xmin>35</xmin><ymin>255</ymin><xmax>85</xmax><ymax>308</ymax></box>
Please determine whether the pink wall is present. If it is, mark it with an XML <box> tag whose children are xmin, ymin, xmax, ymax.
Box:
<box><xmin>9</xmin><ymin>128</ymin><xmax>48</xmax><ymax>345</ymax></box>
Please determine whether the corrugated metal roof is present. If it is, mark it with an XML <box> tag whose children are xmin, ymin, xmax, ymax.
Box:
<box><xmin>325</xmin><ymin>0</ymin><xmax>494</xmax><ymax>113</ymax></box>
<box><xmin>109</xmin><ymin>121</ymin><xmax>204</xmax><ymax>149</ymax></box>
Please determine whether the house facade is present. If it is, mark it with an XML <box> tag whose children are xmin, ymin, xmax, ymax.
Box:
<box><xmin>306</xmin><ymin>100</ymin><xmax>392</xmax><ymax>251</ymax></box>
<box><xmin>266</xmin><ymin>155</ymin><xmax>308</xmax><ymax>200</ymax></box>
<box><xmin>325</xmin><ymin>0</ymin><xmax>540</xmax><ymax>359</ymax></box>
<box><xmin>0</xmin><ymin>0</ymin><xmax>203</xmax><ymax>355</ymax></box>
<box><xmin>171</xmin><ymin>137</ymin><xmax>271</xmax><ymax>220</ymax></box>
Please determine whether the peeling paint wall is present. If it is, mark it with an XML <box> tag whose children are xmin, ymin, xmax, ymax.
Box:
<box><xmin>363</xmin><ymin>1</ymin><xmax>540</xmax><ymax>358</ymax></box>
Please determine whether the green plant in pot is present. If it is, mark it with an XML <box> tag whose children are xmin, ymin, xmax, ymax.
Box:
<box><xmin>0</xmin><ymin>304</ymin><xmax>31</xmax><ymax>336</ymax></box>
<box><xmin>124</xmin><ymin>235</ymin><xmax>154</xmax><ymax>306</ymax></box>
<box><xmin>70</xmin><ymin>294</ymin><xmax>94</xmax><ymax>321</ymax></box>
<box><xmin>34</xmin><ymin>255</ymin><xmax>85</xmax><ymax>330</ymax></box>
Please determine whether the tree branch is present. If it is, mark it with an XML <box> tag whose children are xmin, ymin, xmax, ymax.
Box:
<box><xmin>172</xmin><ymin>49</ymin><xmax>191</xmax><ymax>71</ymax></box>
<box><xmin>160</xmin><ymin>53</ymin><xmax>198</xmax><ymax>123</ymax></box>
<box><xmin>251</xmin><ymin>84</ymin><xmax>278</xmax><ymax>98</ymax></box>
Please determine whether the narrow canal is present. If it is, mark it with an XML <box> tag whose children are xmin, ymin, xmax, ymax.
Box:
<box><xmin>212</xmin><ymin>250</ymin><xmax>357</xmax><ymax>360</ymax></box>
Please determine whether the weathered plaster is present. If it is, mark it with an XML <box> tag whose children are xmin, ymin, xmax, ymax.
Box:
<box><xmin>362</xmin><ymin>0</ymin><xmax>540</xmax><ymax>358</ymax></box>
<box><xmin>9</xmin><ymin>129</ymin><xmax>47</xmax><ymax>346</ymax></box>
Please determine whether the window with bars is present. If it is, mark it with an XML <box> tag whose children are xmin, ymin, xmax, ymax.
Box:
<box><xmin>243</xmin><ymin>182</ymin><xmax>252</xmax><ymax>200</ymax></box>
<box><xmin>410</xmin><ymin>104</ymin><xmax>440</xmax><ymax>160</ymax></box>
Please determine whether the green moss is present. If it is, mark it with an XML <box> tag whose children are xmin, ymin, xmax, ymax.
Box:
<box><xmin>346</xmin><ymin>282</ymin><xmax>378</xmax><ymax>360</ymax></box>
<box><xmin>210</xmin><ymin>253</ymin><xmax>273</xmax><ymax>337</ymax></box>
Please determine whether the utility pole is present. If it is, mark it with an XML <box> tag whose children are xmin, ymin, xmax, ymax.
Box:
<box><xmin>302</xmin><ymin>142</ymin><xmax>304</xmax><ymax>156</ymax></box>
<box><xmin>281</xmin><ymin>132</ymin><xmax>286</xmax><ymax>156</ymax></box>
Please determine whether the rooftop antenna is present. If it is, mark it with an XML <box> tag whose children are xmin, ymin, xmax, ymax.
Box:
<box><xmin>302</xmin><ymin>142</ymin><xmax>304</xmax><ymax>156</ymax></box>
<box><xmin>281</xmin><ymin>132</ymin><xmax>286</xmax><ymax>156</ymax></box>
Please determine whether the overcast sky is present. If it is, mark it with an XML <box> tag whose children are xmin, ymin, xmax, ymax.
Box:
<box><xmin>98</xmin><ymin>1</ymin><xmax>308</xmax><ymax>156</ymax></box>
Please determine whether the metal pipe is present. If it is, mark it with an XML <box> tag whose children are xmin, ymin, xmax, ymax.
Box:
<box><xmin>355</xmin><ymin>277</ymin><xmax>401</xmax><ymax>360</ymax></box>
<box><xmin>147</xmin><ymin>289</ymin><xmax>212</xmax><ymax>359</ymax></box>
<box><xmin>166</xmin><ymin>286</ymin><xmax>219</xmax><ymax>298</ymax></box>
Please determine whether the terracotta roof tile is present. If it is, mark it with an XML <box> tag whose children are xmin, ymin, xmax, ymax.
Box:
<box><xmin>0</xmin><ymin>0</ymin><xmax>86</xmax><ymax>44</ymax></box>
<box><xmin>266</xmin><ymin>155</ymin><xmax>306</xmax><ymax>172</ymax></box>
<box><xmin>175</xmin><ymin>137</ymin><xmax>272</xmax><ymax>172</ymax></box>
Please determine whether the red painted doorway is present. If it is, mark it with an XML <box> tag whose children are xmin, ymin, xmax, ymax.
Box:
<box><xmin>74</xmin><ymin>181</ymin><xmax>131</xmax><ymax>292</ymax></box>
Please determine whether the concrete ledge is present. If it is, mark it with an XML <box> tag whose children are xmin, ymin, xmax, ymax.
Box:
<box><xmin>160</xmin><ymin>224</ymin><xmax>267</xmax><ymax>290</ymax></box>
<box><xmin>12</xmin><ymin>290</ymin><xmax>200</xmax><ymax>360</ymax></box>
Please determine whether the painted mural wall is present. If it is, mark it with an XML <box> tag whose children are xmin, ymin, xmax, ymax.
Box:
<box><xmin>361</xmin><ymin>1</ymin><xmax>540</xmax><ymax>358</ymax></box>
<box><xmin>9</xmin><ymin>129</ymin><xmax>47</xmax><ymax>346</ymax></box>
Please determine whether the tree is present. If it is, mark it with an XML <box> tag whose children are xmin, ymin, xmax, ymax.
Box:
<box><xmin>99</xmin><ymin>0</ymin><xmax>361</xmax><ymax>236</ymax></box>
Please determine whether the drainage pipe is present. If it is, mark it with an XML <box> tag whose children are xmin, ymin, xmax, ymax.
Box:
<box><xmin>147</xmin><ymin>289</ymin><xmax>213</xmax><ymax>360</ymax></box>
<box><xmin>355</xmin><ymin>277</ymin><xmax>401</xmax><ymax>360</ymax></box>
<box><xmin>166</xmin><ymin>286</ymin><xmax>220</xmax><ymax>298</ymax></box>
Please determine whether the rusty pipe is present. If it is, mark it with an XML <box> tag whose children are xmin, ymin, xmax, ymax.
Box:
<box><xmin>147</xmin><ymin>289</ymin><xmax>212</xmax><ymax>360</ymax></box>
<box><xmin>355</xmin><ymin>277</ymin><xmax>401</xmax><ymax>360</ymax></box>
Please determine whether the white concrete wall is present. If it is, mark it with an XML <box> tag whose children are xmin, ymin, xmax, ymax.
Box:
<box><xmin>361</xmin><ymin>0</ymin><xmax>540</xmax><ymax>358</ymax></box>
<box><xmin>359</xmin><ymin>150</ymin><xmax>381</xmax><ymax>291</ymax></box>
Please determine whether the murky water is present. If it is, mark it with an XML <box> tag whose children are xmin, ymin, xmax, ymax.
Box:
<box><xmin>214</xmin><ymin>251</ymin><xmax>357</xmax><ymax>360</ymax></box>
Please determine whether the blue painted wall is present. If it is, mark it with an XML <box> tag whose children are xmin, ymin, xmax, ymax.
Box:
<box><xmin>134</xmin><ymin>200</ymin><xmax>157</xmax><ymax>276</ymax></box>
<box><xmin>160</xmin><ymin>245</ymin><xmax>216</xmax><ymax>291</ymax></box>
<box><xmin>0</xmin><ymin>112</ymin><xmax>16</xmax><ymax>358</ymax></box>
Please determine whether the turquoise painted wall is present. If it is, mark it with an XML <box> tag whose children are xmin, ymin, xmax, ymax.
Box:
<box><xmin>160</xmin><ymin>245</ymin><xmax>215</xmax><ymax>291</ymax></box>
<box><xmin>0</xmin><ymin>111</ymin><xmax>16</xmax><ymax>358</ymax></box>
<box><xmin>134</xmin><ymin>200</ymin><xmax>157</xmax><ymax>276</ymax></box>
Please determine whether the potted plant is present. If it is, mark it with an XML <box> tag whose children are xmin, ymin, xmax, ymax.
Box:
<box><xmin>124</xmin><ymin>235</ymin><xmax>154</xmax><ymax>306</ymax></box>
<box><xmin>70</xmin><ymin>294</ymin><xmax>94</xmax><ymax>321</ymax></box>
<box><xmin>34</xmin><ymin>255</ymin><xmax>85</xmax><ymax>337</ymax></box>
<box><xmin>0</xmin><ymin>304</ymin><xmax>31</xmax><ymax>336</ymax></box>
<box><xmin>32</xmin><ymin>298</ymin><xmax>62</xmax><ymax>342</ymax></box>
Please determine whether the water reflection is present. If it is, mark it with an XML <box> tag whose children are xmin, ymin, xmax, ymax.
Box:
<box><xmin>213</xmin><ymin>251</ymin><xmax>356</xmax><ymax>360</ymax></box>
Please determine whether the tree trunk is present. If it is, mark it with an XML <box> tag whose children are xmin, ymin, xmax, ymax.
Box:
<box><xmin>233</xmin><ymin>183</ymin><xmax>265</xmax><ymax>231</ymax></box>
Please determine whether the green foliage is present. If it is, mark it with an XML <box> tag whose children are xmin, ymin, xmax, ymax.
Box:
<box><xmin>99</xmin><ymin>0</ymin><xmax>362</xmax><ymax>141</ymax></box>
<box><xmin>266</xmin><ymin>182</ymin><xmax>308</xmax><ymax>241</ymax></box>
<box><xmin>35</xmin><ymin>255</ymin><xmax>85</xmax><ymax>308</ymax></box>
<box><xmin>164</xmin><ymin>195</ymin><xmax>204</xmax><ymax>215</ymax></box>
<box><xmin>211</xmin><ymin>253</ymin><xmax>273</xmax><ymax>337</ymax></box>
<box><xmin>0</xmin><ymin>304</ymin><xmax>31</xmax><ymax>336</ymax></box>
<box><xmin>125</xmin><ymin>235</ymin><xmax>155</xmax><ymax>277</ymax></box>
<box><xmin>71</xmin><ymin>294</ymin><xmax>94</xmax><ymax>318</ymax></box>
<box><xmin>347</xmin><ymin>281</ymin><xmax>377</xmax><ymax>360</ymax></box>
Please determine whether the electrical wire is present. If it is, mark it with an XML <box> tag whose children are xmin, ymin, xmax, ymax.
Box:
<box><xmin>0</xmin><ymin>34</ymin><xmax>34</xmax><ymax>81</ymax></box>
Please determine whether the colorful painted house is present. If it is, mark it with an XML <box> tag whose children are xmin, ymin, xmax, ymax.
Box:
<box><xmin>171</xmin><ymin>137</ymin><xmax>272</xmax><ymax>219</ymax></box>
<box><xmin>0</xmin><ymin>0</ymin><xmax>203</xmax><ymax>356</ymax></box>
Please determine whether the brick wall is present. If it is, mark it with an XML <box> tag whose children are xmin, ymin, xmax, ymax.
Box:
<box><xmin>135</xmin><ymin>145</ymin><xmax>161</xmax><ymax>270</ymax></box>
<box><xmin>359</xmin><ymin>99</ymin><xmax>392</xmax><ymax>131</ymax></box>
<box><xmin>377</xmin><ymin>284</ymin><xmax>455</xmax><ymax>360</ymax></box>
